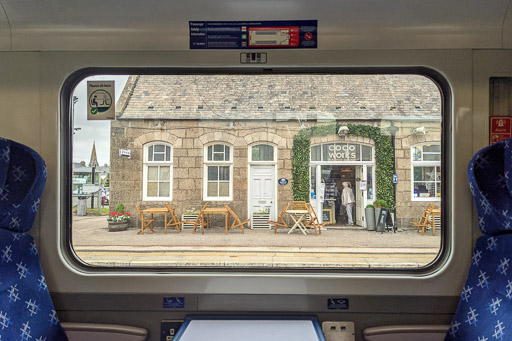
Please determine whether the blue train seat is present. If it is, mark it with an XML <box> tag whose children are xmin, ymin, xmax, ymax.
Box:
<box><xmin>446</xmin><ymin>138</ymin><xmax>512</xmax><ymax>340</ymax></box>
<box><xmin>0</xmin><ymin>138</ymin><xmax>68</xmax><ymax>340</ymax></box>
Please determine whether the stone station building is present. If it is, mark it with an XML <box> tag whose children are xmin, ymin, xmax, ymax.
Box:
<box><xmin>110</xmin><ymin>74</ymin><xmax>442</xmax><ymax>229</ymax></box>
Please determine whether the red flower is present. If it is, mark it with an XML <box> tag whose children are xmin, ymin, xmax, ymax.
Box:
<box><xmin>125</xmin><ymin>212</ymin><xmax>131</xmax><ymax>216</ymax></box>
<box><xmin>109</xmin><ymin>212</ymin><xmax>115</xmax><ymax>215</ymax></box>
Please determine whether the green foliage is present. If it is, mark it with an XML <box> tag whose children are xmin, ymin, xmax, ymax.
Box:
<box><xmin>373</xmin><ymin>199</ymin><xmax>388</xmax><ymax>208</ymax></box>
<box><xmin>115</xmin><ymin>203</ymin><xmax>125</xmax><ymax>213</ymax></box>
<box><xmin>291</xmin><ymin>123</ymin><xmax>395</xmax><ymax>209</ymax></box>
<box><xmin>365</xmin><ymin>204</ymin><xmax>374</xmax><ymax>208</ymax></box>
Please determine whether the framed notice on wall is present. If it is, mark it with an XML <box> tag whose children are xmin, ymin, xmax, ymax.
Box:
<box><xmin>490</xmin><ymin>116</ymin><xmax>512</xmax><ymax>144</ymax></box>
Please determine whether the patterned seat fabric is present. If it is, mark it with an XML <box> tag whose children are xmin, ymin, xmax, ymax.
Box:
<box><xmin>446</xmin><ymin>138</ymin><xmax>512</xmax><ymax>340</ymax></box>
<box><xmin>0</xmin><ymin>138</ymin><xmax>68</xmax><ymax>340</ymax></box>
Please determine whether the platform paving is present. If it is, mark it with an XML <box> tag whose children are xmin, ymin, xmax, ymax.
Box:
<box><xmin>72</xmin><ymin>215</ymin><xmax>442</xmax><ymax>268</ymax></box>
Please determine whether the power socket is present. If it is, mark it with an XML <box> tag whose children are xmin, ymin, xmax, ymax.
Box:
<box><xmin>161</xmin><ymin>320</ymin><xmax>183</xmax><ymax>341</ymax></box>
<box><xmin>322</xmin><ymin>321</ymin><xmax>355</xmax><ymax>341</ymax></box>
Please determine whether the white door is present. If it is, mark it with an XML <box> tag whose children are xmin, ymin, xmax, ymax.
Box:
<box><xmin>355</xmin><ymin>166</ymin><xmax>366</xmax><ymax>226</ymax></box>
<box><xmin>250</xmin><ymin>165</ymin><xmax>275</xmax><ymax>222</ymax></box>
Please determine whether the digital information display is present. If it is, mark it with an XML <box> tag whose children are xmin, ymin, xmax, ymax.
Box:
<box><xmin>190</xmin><ymin>20</ymin><xmax>317</xmax><ymax>49</ymax></box>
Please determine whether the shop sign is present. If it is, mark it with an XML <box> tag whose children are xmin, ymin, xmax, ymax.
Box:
<box><xmin>490</xmin><ymin>116</ymin><xmax>512</xmax><ymax>144</ymax></box>
<box><xmin>327</xmin><ymin>144</ymin><xmax>357</xmax><ymax>161</ymax></box>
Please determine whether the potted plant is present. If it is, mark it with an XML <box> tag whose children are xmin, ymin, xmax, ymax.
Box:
<box><xmin>252</xmin><ymin>206</ymin><xmax>271</xmax><ymax>229</ymax></box>
<box><xmin>365</xmin><ymin>204</ymin><xmax>376</xmax><ymax>231</ymax></box>
<box><xmin>107</xmin><ymin>203</ymin><xmax>131</xmax><ymax>231</ymax></box>
<box><xmin>373</xmin><ymin>200</ymin><xmax>388</xmax><ymax>232</ymax></box>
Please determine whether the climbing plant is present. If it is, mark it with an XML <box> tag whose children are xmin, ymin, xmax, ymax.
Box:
<box><xmin>291</xmin><ymin>123</ymin><xmax>395</xmax><ymax>209</ymax></box>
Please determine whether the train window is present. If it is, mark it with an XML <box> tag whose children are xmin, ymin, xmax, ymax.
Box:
<box><xmin>69</xmin><ymin>72</ymin><xmax>444</xmax><ymax>271</ymax></box>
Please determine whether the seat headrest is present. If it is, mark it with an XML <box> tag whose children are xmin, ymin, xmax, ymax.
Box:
<box><xmin>0</xmin><ymin>137</ymin><xmax>46</xmax><ymax>233</ymax></box>
<box><xmin>468</xmin><ymin>138</ymin><xmax>512</xmax><ymax>235</ymax></box>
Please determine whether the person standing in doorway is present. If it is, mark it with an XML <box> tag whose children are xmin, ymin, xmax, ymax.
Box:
<box><xmin>342</xmin><ymin>181</ymin><xmax>355</xmax><ymax>225</ymax></box>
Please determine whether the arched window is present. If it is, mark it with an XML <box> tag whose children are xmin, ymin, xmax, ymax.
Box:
<box><xmin>250</xmin><ymin>144</ymin><xmax>275</xmax><ymax>162</ymax></box>
<box><xmin>411</xmin><ymin>143</ymin><xmax>441</xmax><ymax>201</ymax></box>
<box><xmin>204</xmin><ymin>143</ymin><xmax>232</xmax><ymax>201</ymax></box>
<box><xmin>143</xmin><ymin>142</ymin><xmax>173</xmax><ymax>201</ymax></box>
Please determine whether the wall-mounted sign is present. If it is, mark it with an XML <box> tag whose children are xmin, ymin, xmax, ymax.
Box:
<box><xmin>278</xmin><ymin>178</ymin><xmax>288</xmax><ymax>186</ymax></box>
<box><xmin>490</xmin><ymin>116</ymin><xmax>512</xmax><ymax>144</ymax></box>
<box><xmin>393</xmin><ymin>174</ymin><xmax>398</xmax><ymax>184</ymax></box>
<box><xmin>190</xmin><ymin>20</ymin><xmax>317</xmax><ymax>50</ymax></box>
<box><xmin>119</xmin><ymin>149</ymin><xmax>131</xmax><ymax>158</ymax></box>
<box><xmin>87</xmin><ymin>81</ymin><xmax>115</xmax><ymax>120</ymax></box>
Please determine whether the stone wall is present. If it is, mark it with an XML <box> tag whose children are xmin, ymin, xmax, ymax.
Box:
<box><xmin>110</xmin><ymin>119</ymin><xmax>441</xmax><ymax>230</ymax></box>
<box><xmin>110</xmin><ymin>119</ymin><xmax>295</xmax><ymax>229</ymax></box>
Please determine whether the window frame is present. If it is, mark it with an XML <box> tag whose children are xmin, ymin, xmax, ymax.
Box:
<box><xmin>203</xmin><ymin>143</ymin><xmax>233</xmax><ymax>201</ymax></box>
<box><xmin>62</xmin><ymin>67</ymin><xmax>450</xmax><ymax>275</ymax></box>
<box><xmin>411</xmin><ymin>143</ymin><xmax>441</xmax><ymax>202</ymax></box>
<box><xmin>142</xmin><ymin>141</ymin><xmax>173</xmax><ymax>201</ymax></box>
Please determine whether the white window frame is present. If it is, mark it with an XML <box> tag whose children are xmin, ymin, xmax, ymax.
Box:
<box><xmin>142</xmin><ymin>142</ymin><xmax>173</xmax><ymax>201</ymax></box>
<box><xmin>411</xmin><ymin>143</ymin><xmax>441</xmax><ymax>202</ymax></box>
<box><xmin>203</xmin><ymin>143</ymin><xmax>233</xmax><ymax>201</ymax></box>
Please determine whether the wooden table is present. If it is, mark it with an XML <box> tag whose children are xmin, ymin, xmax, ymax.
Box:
<box><xmin>431</xmin><ymin>209</ymin><xmax>441</xmax><ymax>236</ymax></box>
<box><xmin>200</xmin><ymin>207</ymin><xmax>231</xmax><ymax>235</ymax></box>
<box><xmin>285</xmin><ymin>209</ymin><xmax>309</xmax><ymax>235</ymax></box>
<box><xmin>140</xmin><ymin>207</ymin><xmax>169</xmax><ymax>234</ymax></box>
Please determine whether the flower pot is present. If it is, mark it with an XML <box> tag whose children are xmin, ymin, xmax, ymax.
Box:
<box><xmin>108</xmin><ymin>221</ymin><xmax>129</xmax><ymax>232</ymax></box>
<box><xmin>365</xmin><ymin>207</ymin><xmax>376</xmax><ymax>231</ymax></box>
<box><xmin>374</xmin><ymin>208</ymin><xmax>382</xmax><ymax>231</ymax></box>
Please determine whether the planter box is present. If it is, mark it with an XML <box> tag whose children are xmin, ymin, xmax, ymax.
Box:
<box><xmin>107</xmin><ymin>221</ymin><xmax>129</xmax><ymax>232</ymax></box>
<box><xmin>181</xmin><ymin>214</ymin><xmax>199</xmax><ymax>230</ymax></box>
<box><xmin>251</xmin><ymin>213</ymin><xmax>270</xmax><ymax>229</ymax></box>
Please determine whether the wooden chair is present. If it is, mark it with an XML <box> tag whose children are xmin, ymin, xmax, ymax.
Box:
<box><xmin>225</xmin><ymin>206</ymin><xmax>249</xmax><ymax>234</ymax></box>
<box><xmin>136</xmin><ymin>205</ymin><xmax>154</xmax><ymax>235</ymax></box>
<box><xmin>292</xmin><ymin>201</ymin><xmax>307</xmax><ymax>210</ymax></box>
<box><xmin>191</xmin><ymin>202</ymin><xmax>209</xmax><ymax>234</ymax></box>
<box><xmin>305</xmin><ymin>202</ymin><xmax>325</xmax><ymax>235</ymax></box>
<box><xmin>412</xmin><ymin>203</ymin><xmax>436</xmax><ymax>235</ymax></box>
<box><xmin>164</xmin><ymin>202</ymin><xmax>182</xmax><ymax>234</ymax></box>
<box><xmin>269</xmin><ymin>203</ymin><xmax>290</xmax><ymax>234</ymax></box>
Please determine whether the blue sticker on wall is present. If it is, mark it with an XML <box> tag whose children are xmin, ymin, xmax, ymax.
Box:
<box><xmin>190</xmin><ymin>20</ymin><xmax>317</xmax><ymax>49</ymax></box>
<box><xmin>327</xmin><ymin>298</ymin><xmax>349</xmax><ymax>310</ymax></box>
<box><xmin>163</xmin><ymin>297</ymin><xmax>185</xmax><ymax>309</ymax></box>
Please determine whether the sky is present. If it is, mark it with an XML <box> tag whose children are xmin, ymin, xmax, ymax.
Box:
<box><xmin>72</xmin><ymin>75</ymin><xmax>129</xmax><ymax>164</ymax></box>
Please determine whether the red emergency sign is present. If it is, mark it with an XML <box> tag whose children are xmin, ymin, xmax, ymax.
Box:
<box><xmin>490</xmin><ymin>116</ymin><xmax>512</xmax><ymax>144</ymax></box>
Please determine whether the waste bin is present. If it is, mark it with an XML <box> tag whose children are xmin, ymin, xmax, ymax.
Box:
<box><xmin>77</xmin><ymin>196</ymin><xmax>87</xmax><ymax>216</ymax></box>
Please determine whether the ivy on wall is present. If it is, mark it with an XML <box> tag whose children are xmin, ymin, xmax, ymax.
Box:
<box><xmin>291</xmin><ymin>123</ymin><xmax>395</xmax><ymax>209</ymax></box>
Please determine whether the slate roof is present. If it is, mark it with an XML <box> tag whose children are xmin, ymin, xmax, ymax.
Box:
<box><xmin>117</xmin><ymin>74</ymin><xmax>441</xmax><ymax>121</ymax></box>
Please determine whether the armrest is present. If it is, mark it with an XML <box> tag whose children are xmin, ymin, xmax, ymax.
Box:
<box><xmin>363</xmin><ymin>325</ymin><xmax>449</xmax><ymax>341</ymax></box>
<box><xmin>61</xmin><ymin>322</ymin><xmax>148</xmax><ymax>341</ymax></box>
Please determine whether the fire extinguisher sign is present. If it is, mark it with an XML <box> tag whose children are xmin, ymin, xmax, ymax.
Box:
<box><xmin>490</xmin><ymin>116</ymin><xmax>512</xmax><ymax>144</ymax></box>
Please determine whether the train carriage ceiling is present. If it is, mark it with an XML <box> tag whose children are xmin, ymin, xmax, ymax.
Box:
<box><xmin>0</xmin><ymin>0</ymin><xmax>511</xmax><ymax>51</ymax></box>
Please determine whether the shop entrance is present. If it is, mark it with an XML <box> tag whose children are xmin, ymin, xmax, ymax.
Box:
<box><xmin>322</xmin><ymin>165</ymin><xmax>355</xmax><ymax>226</ymax></box>
<box><xmin>311</xmin><ymin>164</ymin><xmax>373</xmax><ymax>227</ymax></box>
